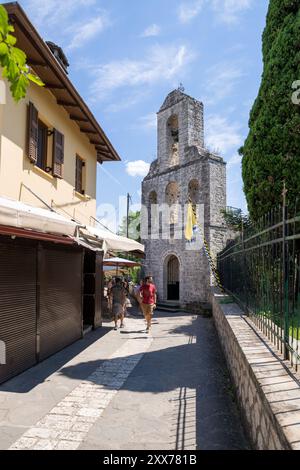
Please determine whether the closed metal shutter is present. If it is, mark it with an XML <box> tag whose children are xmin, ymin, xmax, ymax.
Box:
<box><xmin>0</xmin><ymin>238</ymin><xmax>37</xmax><ymax>384</ymax></box>
<box><xmin>39</xmin><ymin>245</ymin><xmax>82</xmax><ymax>361</ymax></box>
<box><xmin>94</xmin><ymin>252</ymin><xmax>103</xmax><ymax>328</ymax></box>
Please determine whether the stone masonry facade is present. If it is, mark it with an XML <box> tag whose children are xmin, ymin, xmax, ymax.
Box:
<box><xmin>141</xmin><ymin>89</ymin><xmax>227</xmax><ymax>305</ymax></box>
<box><xmin>212</xmin><ymin>289</ymin><xmax>300</xmax><ymax>450</ymax></box>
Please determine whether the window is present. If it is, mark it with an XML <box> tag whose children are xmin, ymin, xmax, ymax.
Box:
<box><xmin>188</xmin><ymin>179</ymin><xmax>200</xmax><ymax>205</ymax></box>
<box><xmin>75</xmin><ymin>155</ymin><xmax>85</xmax><ymax>194</ymax></box>
<box><xmin>36</xmin><ymin>119</ymin><xmax>48</xmax><ymax>171</ymax></box>
<box><xmin>148</xmin><ymin>191</ymin><xmax>158</xmax><ymax>237</ymax></box>
<box><xmin>165</xmin><ymin>181</ymin><xmax>180</xmax><ymax>239</ymax></box>
<box><xmin>167</xmin><ymin>115</ymin><xmax>179</xmax><ymax>165</ymax></box>
<box><xmin>27</xmin><ymin>102</ymin><xmax>64</xmax><ymax>178</ymax></box>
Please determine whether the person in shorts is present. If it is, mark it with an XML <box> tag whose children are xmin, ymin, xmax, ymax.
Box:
<box><xmin>133</xmin><ymin>279</ymin><xmax>144</xmax><ymax>314</ymax></box>
<box><xmin>140</xmin><ymin>276</ymin><xmax>157</xmax><ymax>333</ymax></box>
<box><xmin>109</xmin><ymin>277</ymin><xmax>127</xmax><ymax>330</ymax></box>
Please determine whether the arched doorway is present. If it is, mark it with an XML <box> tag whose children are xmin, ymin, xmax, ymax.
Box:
<box><xmin>167</xmin><ymin>255</ymin><xmax>180</xmax><ymax>301</ymax></box>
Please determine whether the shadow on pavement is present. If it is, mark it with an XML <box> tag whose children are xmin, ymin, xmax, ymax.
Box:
<box><xmin>59</xmin><ymin>313</ymin><xmax>250</xmax><ymax>450</ymax></box>
<box><xmin>0</xmin><ymin>309</ymin><xmax>250</xmax><ymax>450</ymax></box>
<box><xmin>0</xmin><ymin>326</ymin><xmax>110</xmax><ymax>394</ymax></box>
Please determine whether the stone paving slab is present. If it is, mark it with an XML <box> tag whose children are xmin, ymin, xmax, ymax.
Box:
<box><xmin>79</xmin><ymin>312</ymin><xmax>249</xmax><ymax>450</ymax></box>
<box><xmin>0</xmin><ymin>321</ymin><xmax>129</xmax><ymax>449</ymax></box>
<box><xmin>1</xmin><ymin>310</ymin><xmax>249</xmax><ymax>450</ymax></box>
<box><xmin>9</xmin><ymin>316</ymin><xmax>152</xmax><ymax>450</ymax></box>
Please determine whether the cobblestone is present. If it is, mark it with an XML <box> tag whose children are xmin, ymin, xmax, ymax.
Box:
<box><xmin>3</xmin><ymin>311</ymin><xmax>249</xmax><ymax>451</ymax></box>
<box><xmin>9</xmin><ymin>316</ymin><xmax>152</xmax><ymax>451</ymax></box>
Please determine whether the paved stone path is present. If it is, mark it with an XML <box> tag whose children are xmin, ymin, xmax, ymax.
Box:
<box><xmin>10</xmin><ymin>317</ymin><xmax>152</xmax><ymax>450</ymax></box>
<box><xmin>1</xmin><ymin>310</ymin><xmax>249</xmax><ymax>450</ymax></box>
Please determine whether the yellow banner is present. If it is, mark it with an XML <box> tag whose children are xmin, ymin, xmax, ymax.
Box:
<box><xmin>185</xmin><ymin>202</ymin><xmax>197</xmax><ymax>241</ymax></box>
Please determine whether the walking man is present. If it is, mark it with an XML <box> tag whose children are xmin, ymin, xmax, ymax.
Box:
<box><xmin>140</xmin><ymin>276</ymin><xmax>157</xmax><ymax>333</ymax></box>
<box><xmin>109</xmin><ymin>277</ymin><xmax>127</xmax><ymax>330</ymax></box>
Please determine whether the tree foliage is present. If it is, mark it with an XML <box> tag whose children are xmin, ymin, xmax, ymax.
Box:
<box><xmin>118</xmin><ymin>210</ymin><xmax>141</xmax><ymax>242</ymax></box>
<box><xmin>0</xmin><ymin>5</ymin><xmax>44</xmax><ymax>101</ymax></box>
<box><xmin>117</xmin><ymin>210</ymin><xmax>142</xmax><ymax>281</ymax></box>
<box><xmin>221</xmin><ymin>208</ymin><xmax>251</xmax><ymax>232</ymax></box>
<box><xmin>240</xmin><ymin>0</ymin><xmax>300</xmax><ymax>220</ymax></box>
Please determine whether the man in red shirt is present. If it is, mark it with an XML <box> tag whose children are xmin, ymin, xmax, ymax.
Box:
<box><xmin>140</xmin><ymin>276</ymin><xmax>157</xmax><ymax>333</ymax></box>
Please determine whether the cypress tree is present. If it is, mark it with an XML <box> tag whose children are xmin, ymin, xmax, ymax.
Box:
<box><xmin>240</xmin><ymin>0</ymin><xmax>300</xmax><ymax>219</ymax></box>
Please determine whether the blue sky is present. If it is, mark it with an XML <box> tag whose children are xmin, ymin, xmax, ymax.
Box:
<box><xmin>19</xmin><ymin>0</ymin><xmax>269</xmax><ymax>230</ymax></box>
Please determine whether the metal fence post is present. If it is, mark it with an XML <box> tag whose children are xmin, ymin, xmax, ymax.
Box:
<box><xmin>242</xmin><ymin>221</ymin><xmax>249</xmax><ymax>313</ymax></box>
<box><xmin>282</xmin><ymin>184</ymin><xmax>289</xmax><ymax>360</ymax></box>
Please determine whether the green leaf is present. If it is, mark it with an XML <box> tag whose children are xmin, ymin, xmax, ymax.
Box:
<box><xmin>5</xmin><ymin>59</ymin><xmax>19</xmax><ymax>81</ymax></box>
<box><xmin>6</xmin><ymin>34</ymin><xmax>17</xmax><ymax>46</ymax></box>
<box><xmin>0</xmin><ymin>5</ymin><xmax>8</xmax><ymax>37</ymax></box>
<box><xmin>27</xmin><ymin>73</ymin><xmax>44</xmax><ymax>87</ymax></box>
<box><xmin>10</xmin><ymin>47</ymin><xmax>26</xmax><ymax>66</ymax></box>
<box><xmin>0</xmin><ymin>42</ymin><xmax>8</xmax><ymax>56</ymax></box>
<box><xmin>1</xmin><ymin>54</ymin><xmax>10</xmax><ymax>67</ymax></box>
<box><xmin>0</xmin><ymin>7</ymin><xmax>44</xmax><ymax>101</ymax></box>
<box><xmin>10</xmin><ymin>74</ymin><xmax>29</xmax><ymax>102</ymax></box>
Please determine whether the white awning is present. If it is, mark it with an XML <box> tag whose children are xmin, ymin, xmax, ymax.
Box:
<box><xmin>0</xmin><ymin>197</ymin><xmax>144</xmax><ymax>254</ymax></box>
<box><xmin>75</xmin><ymin>236</ymin><xmax>103</xmax><ymax>252</ymax></box>
<box><xmin>0</xmin><ymin>196</ymin><xmax>77</xmax><ymax>237</ymax></box>
<box><xmin>82</xmin><ymin>226</ymin><xmax>144</xmax><ymax>254</ymax></box>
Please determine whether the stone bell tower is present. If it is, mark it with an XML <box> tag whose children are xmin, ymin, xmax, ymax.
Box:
<box><xmin>141</xmin><ymin>89</ymin><xmax>227</xmax><ymax>307</ymax></box>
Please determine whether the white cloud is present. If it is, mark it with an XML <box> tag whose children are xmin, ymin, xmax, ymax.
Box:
<box><xmin>178</xmin><ymin>1</ymin><xmax>204</xmax><ymax>24</ymax></box>
<box><xmin>227</xmin><ymin>153</ymin><xmax>242</xmax><ymax>168</ymax></box>
<box><xmin>67</xmin><ymin>14</ymin><xmax>111</xmax><ymax>50</ymax></box>
<box><xmin>90</xmin><ymin>44</ymin><xmax>195</xmax><ymax>100</ymax></box>
<box><xmin>206</xmin><ymin>115</ymin><xmax>243</xmax><ymax>154</ymax></box>
<box><xmin>25</xmin><ymin>0</ymin><xmax>110</xmax><ymax>52</ymax></box>
<box><xmin>25</xmin><ymin>0</ymin><xmax>96</xmax><ymax>28</ymax></box>
<box><xmin>126</xmin><ymin>160</ymin><xmax>150</xmax><ymax>177</ymax></box>
<box><xmin>141</xmin><ymin>24</ymin><xmax>161</xmax><ymax>37</ymax></box>
<box><xmin>205</xmin><ymin>62</ymin><xmax>245</xmax><ymax>104</ymax></box>
<box><xmin>212</xmin><ymin>0</ymin><xmax>253</xmax><ymax>25</ymax></box>
<box><xmin>178</xmin><ymin>0</ymin><xmax>253</xmax><ymax>25</ymax></box>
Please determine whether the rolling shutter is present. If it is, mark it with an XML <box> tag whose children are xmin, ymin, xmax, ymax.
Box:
<box><xmin>0</xmin><ymin>238</ymin><xmax>37</xmax><ymax>384</ymax></box>
<box><xmin>52</xmin><ymin>129</ymin><xmax>64</xmax><ymax>178</ymax></box>
<box><xmin>94</xmin><ymin>252</ymin><xmax>103</xmax><ymax>328</ymax></box>
<box><xmin>27</xmin><ymin>102</ymin><xmax>38</xmax><ymax>163</ymax></box>
<box><xmin>39</xmin><ymin>245</ymin><xmax>82</xmax><ymax>361</ymax></box>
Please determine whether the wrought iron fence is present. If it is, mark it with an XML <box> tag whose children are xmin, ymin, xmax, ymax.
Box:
<box><xmin>217</xmin><ymin>200</ymin><xmax>300</xmax><ymax>370</ymax></box>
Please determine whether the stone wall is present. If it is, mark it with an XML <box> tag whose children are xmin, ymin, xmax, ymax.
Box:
<box><xmin>141</xmin><ymin>89</ymin><xmax>227</xmax><ymax>305</ymax></box>
<box><xmin>142</xmin><ymin>156</ymin><xmax>211</xmax><ymax>304</ymax></box>
<box><xmin>211</xmin><ymin>288</ymin><xmax>300</xmax><ymax>450</ymax></box>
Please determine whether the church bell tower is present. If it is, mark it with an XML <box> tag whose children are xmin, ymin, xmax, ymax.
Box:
<box><xmin>141</xmin><ymin>89</ymin><xmax>227</xmax><ymax>307</ymax></box>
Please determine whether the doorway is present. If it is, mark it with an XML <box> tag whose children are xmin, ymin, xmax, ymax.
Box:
<box><xmin>167</xmin><ymin>255</ymin><xmax>180</xmax><ymax>301</ymax></box>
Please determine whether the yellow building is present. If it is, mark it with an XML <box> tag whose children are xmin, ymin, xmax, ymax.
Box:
<box><xmin>0</xmin><ymin>2</ymin><xmax>120</xmax><ymax>226</ymax></box>
<box><xmin>0</xmin><ymin>3</ymin><xmax>123</xmax><ymax>385</ymax></box>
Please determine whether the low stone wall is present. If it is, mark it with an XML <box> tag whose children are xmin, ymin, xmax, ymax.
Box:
<box><xmin>211</xmin><ymin>288</ymin><xmax>300</xmax><ymax>450</ymax></box>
